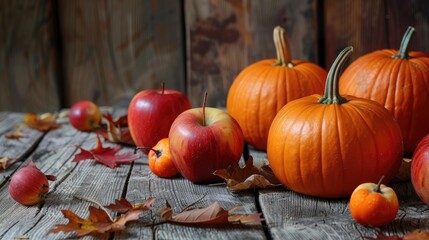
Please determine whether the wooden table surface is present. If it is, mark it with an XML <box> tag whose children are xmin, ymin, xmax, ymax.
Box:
<box><xmin>0</xmin><ymin>109</ymin><xmax>428</xmax><ymax>240</ymax></box>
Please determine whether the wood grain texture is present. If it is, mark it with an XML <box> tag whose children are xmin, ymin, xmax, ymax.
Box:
<box><xmin>117</xmin><ymin>153</ymin><xmax>266</xmax><ymax>240</ymax></box>
<box><xmin>185</xmin><ymin>0</ymin><xmax>319</xmax><ymax>108</ymax></box>
<box><xmin>259</xmin><ymin>181</ymin><xmax>429</xmax><ymax>239</ymax></box>
<box><xmin>0</xmin><ymin>112</ymin><xmax>44</xmax><ymax>183</ymax></box>
<box><xmin>58</xmin><ymin>0</ymin><xmax>185</xmax><ymax>107</ymax></box>
<box><xmin>324</xmin><ymin>0</ymin><xmax>429</xmax><ymax>68</ymax></box>
<box><xmin>0</xmin><ymin>123</ymin><xmax>135</xmax><ymax>239</ymax></box>
<box><xmin>0</xmin><ymin>0</ymin><xmax>60</xmax><ymax>112</ymax></box>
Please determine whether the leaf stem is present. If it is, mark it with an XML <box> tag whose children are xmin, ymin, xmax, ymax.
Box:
<box><xmin>74</xmin><ymin>195</ymin><xmax>115</xmax><ymax>222</ymax></box>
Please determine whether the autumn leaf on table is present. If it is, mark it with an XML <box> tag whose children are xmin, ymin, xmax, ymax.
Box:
<box><xmin>365</xmin><ymin>229</ymin><xmax>429</xmax><ymax>240</ymax></box>
<box><xmin>4</xmin><ymin>130</ymin><xmax>27</xmax><ymax>139</ymax></box>
<box><xmin>49</xmin><ymin>206</ymin><xmax>141</xmax><ymax>237</ymax></box>
<box><xmin>159</xmin><ymin>202</ymin><xmax>263</xmax><ymax>225</ymax></box>
<box><xmin>72</xmin><ymin>135</ymin><xmax>141</xmax><ymax>169</ymax></box>
<box><xmin>104</xmin><ymin>197</ymin><xmax>155</xmax><ymax>213</ymax></box>
<box><xmin>213</xmin><ymin>155</ymin><xmax>282</xmax><ymax>192</ymax></box>
<box><xmin>98</xmin><ymin>113</ymin><xmax>135</xmax><ymax>145</ymax></box>
<box><xmin>22</xmin><ymin>113</ymin><xmax>61</xmax><ymax>132</ymax></box>
<box><xmin>0</xmin><ymin>157</ymin><xmax>19</xmax><ymax>170</ymax></box>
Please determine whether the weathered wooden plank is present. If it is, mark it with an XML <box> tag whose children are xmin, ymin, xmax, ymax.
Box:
<box><xmin>324</xmin><ymin>0</ymin><xmax>429</xmax><ymax>67</ymax></box>
<box><xmin>117</xmin><ymin>154</ymin><xmax>266</xmax><ymax>239</ymax></box>
<box><xmin>0</xmin><ymin>112</ymin><xmax>44</xmax><ymax>183</ymax></box>
<box><xmin>185</xmin><ymin>0</ymin><xmax>319</xmax><ymax>108</ymax></box>
<box><xmin>58</xmin><ymin>0</ymin><xmax>186</xmax><ymax>107</ymax></box>
<box><xmin>259</xmin><ymin>178</ymin><xmax>429</xmax><ymax>239</ymax></box>
<box><xmin>0</xmin><ymin>0</ymin><xmax>61</xmax><ymax>112</ymax></box>
<box><xmin>0</xmin><ymin>123</ymin><xmax>135</xmax><ymax>239</ymax></box>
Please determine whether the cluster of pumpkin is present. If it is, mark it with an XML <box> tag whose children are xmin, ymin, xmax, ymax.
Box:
<box><xmin>227</xmin><ymin>26</ymin><xmax>429</xmax><ymax>226</ymax></box>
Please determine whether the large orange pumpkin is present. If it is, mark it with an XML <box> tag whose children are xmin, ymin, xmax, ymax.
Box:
<box><xmin>226</xmin><ymin>26</ymin><xmax>327</xmax><ymax>150</ymax></box>
<box><xmin>340</xmin><ymin>27</ymin><xmax>429</xmax><ymax>156</ymax></box>
<box><xmin>267</xmin><ymin>47</ymin><xmax>403</xmax><ymax>198</ymax></box>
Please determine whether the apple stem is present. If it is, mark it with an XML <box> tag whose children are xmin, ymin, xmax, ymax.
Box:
<box><xmin>161</xmin><ymin>82</ymin><xmax>165</xmax><ymax>94</ymax></box>
<box><xmin>202</xmin><ymin>91</ymin><xmax>208</xmax><ymax>126</ymax></box>
<box><xmin>373</xmin><ymin>175</ymin><xmax>385</xmax><ymax>193</ymax></box>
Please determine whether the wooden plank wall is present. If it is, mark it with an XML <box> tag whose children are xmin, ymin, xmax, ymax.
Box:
<box><xmin>0</xmin><ymin>0</ymin><xmax>428</xmax><ymax>112</ymax></box>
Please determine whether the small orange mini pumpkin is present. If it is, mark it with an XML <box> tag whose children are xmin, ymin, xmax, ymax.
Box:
<box><xmin>267</xmin><ymin>47</ymin><xmax>403</xmax><ymax>198</ymax></box>
<box><xmin>227</xmin><ymin>26</ymin><xmax>327</xmax><ymax>150</ymax></box>
<box><xmin>340</xmin><ymin>26</ymin><xmax>429</xmax><ymax>156</ymax></box>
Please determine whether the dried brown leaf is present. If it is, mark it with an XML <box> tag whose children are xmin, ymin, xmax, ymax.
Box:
<box><xmin>213</xmin><ymin>156</ymin><xmax>282</xmax><ymax>192</ymax></box>
<box><xmin>161</xmin><ymin>202</ymin><xmax>263</xmax><ymax>225</ymax></box>
<box><xmin>4</xmin><ymin>130</ymin><xmax>27</xmax><ymax>139</ymax></box>
<box><xmin>365</xmin><ymin>229</ymin><xmax>429</xmax><ymax>240</ymax></box>
<box><xmin>105</xmin><ymin>197</ymin><xmax>154</xmax><ymax>213</ymax></box>
<box><xmin>23</xmin><ymin>113</ymin><xmax>61</xmax><ymax>132</ymax></box>
<box><xmin>98</xmin><ymin>114</ymin><xmax>134</xmax><ymax>145</ymax></box>
<box><xmin>0</xmin><ymin>157</ymin><xmax>19</xmax><ymax>170</ymax></box>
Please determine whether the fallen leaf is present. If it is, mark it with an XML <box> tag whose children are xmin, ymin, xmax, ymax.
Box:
<box><xmin>72</xmin><ymin>135</ymin><xmax>141</xmax><ymax>169</ymax></box>
<box><xmin>49</xmin><ymin>205</ymin><xmax>141</xmax><ymax>237</ymax></box>
<box><xmin>98</xmin><ymin>114</ymin><xmax>134</xmax><ymax>145</ymax></box>
<box><xmin>50</xmin><ymin>197</ymin><xmax>151</xmax><ymax>237</ymax></box>
<box><xmin>4</xmin><ymin>130</ymin><xmax>27</xmax><ymax>139</ymax></box>
<box><xmin>213</xmin><ymin>156</ymin><xmax>282</xmax><ymax>192</ymax></box>
<box><xmin>23</xmin><ymin>113</ymin><xmax>61</xmax><ymax>132</ymax></box>
<box><xmin>0</xmin><ymin>157</ymin><xmax>19</xmax><ymax>170</ymax></box>
<box><xmin>160</xmin><ymin>202</ymin><xmax>263</xmax><ymax>225</ymax></box>
<box><xmin>104</xmin><ymin>197</ymin><xmax>155</xmax><ymax>213</ymax></box>
<box><xmin>365</xmin><ymin>229</ymin><xmax>429</xmax><ymax>240</ymax></box>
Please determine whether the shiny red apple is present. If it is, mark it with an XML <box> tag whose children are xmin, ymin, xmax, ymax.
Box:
<box><xmin>411</xmin><ymin>134</ymin><xmax>429</xmax><ymax>206</ymax></box>
<box><xmin>69</xmin><ymin>100</ymin><xmax>102</xmax><ymax>131</ymax></box>
<box><xmin>168</xmin><ymin>96</ymin><xmax>244</xmax><ymax>183</ymax></box>
<box><xmin>128</xmin><ymin>84</ymin><xmax>191</xmax><ymax>153</ymax></box>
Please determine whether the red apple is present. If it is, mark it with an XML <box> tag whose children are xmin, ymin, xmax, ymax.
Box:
<box><xmin>411</xmin><ymin>134</ymin><xmax>429</xmax><ymax>205</ymax></box>
<box><xmin>168</xmin><ymin>101</ymin><xmax>244</xmax><ymax>183</ymax></box>
<box><xmin>128</xmin><ymin>84</ymin><xmax>191</xmax><ymax>153</ymax></box>
<box><xmin>69</xmin><ymin>100</ymin><xmax>102</xmax><ymax>131</ymax></box>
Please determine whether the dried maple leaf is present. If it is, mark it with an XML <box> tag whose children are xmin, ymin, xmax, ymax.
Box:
<box><xmin>104</xmin><ymin>197</ymin><xmax>155</xmax><ymax>213</ymax></box>
<box><xmin>49</xmin><ymin>206</ymin><xmax>141</xmax><ymax>237</ymax></box>
<box><xmin>72</xmin><ymin>135</ymin><xmax>141</xmax><ymax>169</ymax></box>
<box><xmin>213</xmin><ymin>156</ymin><xmax>282</xmax><ymax>192</ymax></box>
<box><xmin>365</xmin><ymin>229</ymin><xmax>429</xmax><ymax>240</ymax></box>
<box><xmin>22</xmin><ymin>113</ymin><xmax>61</xmax><ymax>132</ymax></box>
<box><xmin>0</xmin><ymin>157</ymin><xmax>19</xmax><ymax>170</ymax></box>
<box><xmin>97</xmin><ymin>114</ymin><xmax>134</xmax><ymax>145</ymax></box>
<box><xmin>160</xmin><ymin>202</ymin><xmax>263</xmax><ymax>225</ymax></box>
<box><xmin>4</xmin><ymin>130</ymin><xmax>27</xmax><ymax>139</ymax></box>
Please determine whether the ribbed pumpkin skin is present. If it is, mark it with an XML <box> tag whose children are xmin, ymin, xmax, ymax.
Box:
<box><xmin>340</xmin><ymin>50</ymin><xmax>429</xmax><ymax>155</ymax></box>
<box><xmin>267</xmin><ymin>94</ymin><xmax>403</xmax><ymax>198</ymax></box>
<box><xmin>226</xmin><ymin>59</ymin><xmax>326</xmax><ymax>150</ymax></box>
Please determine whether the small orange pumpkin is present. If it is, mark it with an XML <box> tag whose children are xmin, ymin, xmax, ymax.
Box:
<box><xmin>267</xmin><ymin>47</ymin><xmax>403</xmax><ymax>198</ymax></box>
<box><xmin>340</xmin><ymin>26</ymin><xmax>429</xmax><ymax>156</ymax></box>
<box><xmin>226</xmin><ymin>26</ymin><xmax>327</xmax><ymax>150</ymax></box>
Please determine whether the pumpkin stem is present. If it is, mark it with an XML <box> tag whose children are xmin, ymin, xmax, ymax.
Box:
<box><xmin>318</xmin><ymin>46</ymin><xmax>353</xmax><ymax>104</ymax></box>
<box><xmin>393</xmin><ymin>26</ymin><xmax>415</xmax><ymax>59</ymax></box>
<box><xmin>273</xmin><ymin>26</ymin><xmax>293</xmax><ymax>68</ymax></box>
<box><xmin>373</xmin><ymin>175</ymin><xmax>385</xmax><ymax>193</ymax></box>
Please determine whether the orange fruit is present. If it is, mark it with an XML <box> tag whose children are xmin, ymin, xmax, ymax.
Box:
<box><xmin>349</xmin><ymin>176</ymin><xmax>399</xmax><ymax>227</ymax></box>
<box><xmin>148</xmin><ymin>138</ymin><xmax>179</xmax><ymax>178</ymax></box>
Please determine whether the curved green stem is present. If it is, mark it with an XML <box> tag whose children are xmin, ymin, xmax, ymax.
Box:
<box><xmin>318</xmin><ymin>46</ymin><xmax>353</xmax><ymax>104</ymax></box>
<box><xmin>272</xmin><ymin>26</ymin><xmax>293</xmax><ymax>68</ymax></box>
<box><xmin>393</xmin><ymin>26</ymin><xmax>415</xmax><ymax>59</ymax></box>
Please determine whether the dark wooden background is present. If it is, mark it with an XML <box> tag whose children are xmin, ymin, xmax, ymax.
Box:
<box><xmin>1</xmin><ymin>0</ymin><xmax>428</xmax><ymax>112</ymax></box>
